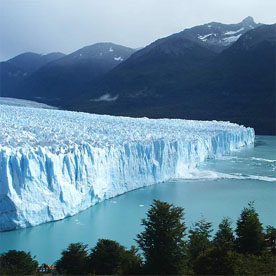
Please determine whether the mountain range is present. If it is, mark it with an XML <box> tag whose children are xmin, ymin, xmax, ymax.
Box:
<box><xmin>0</xmin><ymin>17</ymin><xmax>275</xmax><ymax>134</ymax></box>
<box><xmin>0</xmin><ymin>43</ymin><xmax>135</xmax><ymax>104</ymax></box>
<box><xmin>0</xmin><ymin>52</ymin><xmax>65</xmax><ymax>97</ymax></box>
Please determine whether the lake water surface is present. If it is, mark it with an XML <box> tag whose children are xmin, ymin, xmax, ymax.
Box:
<box><xmin>0</xmin><ymin>135</ymin><xmax>275</xmax><ymax>264</ymax></box>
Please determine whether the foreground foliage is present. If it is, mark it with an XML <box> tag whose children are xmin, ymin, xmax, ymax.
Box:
<box><xmin>0</xmin><ymin>250</ymin><xmax>38</xmax><ymax>275</ymax></box>
<box><xmin>89</xmin><ymin>239</ymin><xmax>142</xmax><ymax>275</ymax></box>
<box><xmin>1</xmin><ymin>201</ymin><xmax>275</xmax><ymax>275</ymax></box>
<box><xmin>235</xmin><ymin>201</ymin><xmax>265</xmax><ymax>255</ymax></box>
<box><xmin>55</xmin><ymin>243</ymin><xmax>89</xmax><ymax>275</ymax></box>
<box><xmin>136</xmin><ymin>200</ymin><xmax>187</xmax><ymax>274</ymax></box>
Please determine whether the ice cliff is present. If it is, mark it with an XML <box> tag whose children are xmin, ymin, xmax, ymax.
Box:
<box><xmin>0</xmin><ymin>105</ymin><xmax>255</xmax><ymax>231</ymax></box>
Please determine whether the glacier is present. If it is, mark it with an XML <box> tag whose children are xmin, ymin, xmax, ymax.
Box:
<box><xmin>0</xmin><ymin>97</ymin><xmax>56</xmax><ymax>109</ymax></box>
<box><xmin>0</xmin><ymin>105</ymin><xmax>255</xmax><ymax>231</ymax></box>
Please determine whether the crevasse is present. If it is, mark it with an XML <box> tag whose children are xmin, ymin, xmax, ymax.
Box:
<box><xmin>0</xmin><ymin>105</ymin><xmax>255</xmax><ymax>231</ymax></box>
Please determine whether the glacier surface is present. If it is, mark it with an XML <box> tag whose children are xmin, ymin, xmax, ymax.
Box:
<box><xmin>0</xmin><ymin>105</ymin><xmax>255</xmax><ymax>231</ymax></box>
<box><xmin>0</xmin><ymin>97</ymin><xmax>56</xmax><ymax>109</ymax></box>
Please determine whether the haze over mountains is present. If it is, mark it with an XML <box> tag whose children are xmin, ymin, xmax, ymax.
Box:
<box><xmin>0</xmin><ymin>52</ymin><xmax>65</xmax><ymax>97</ymax></box>
<box><xmin>0</xmin><ymin>17</ymin><xmax>275</xmax><ymax>134</ymax></box>
<box><xmin>0</xmin><ymin>43</ymin><xmax>135</xmax><ymax>103</ymax></box>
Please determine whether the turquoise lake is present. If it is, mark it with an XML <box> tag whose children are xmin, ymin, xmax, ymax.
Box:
<box><xmin>0</xmin><ymin>135</ymin><xmax>275</xmax><ymax>264</ymax></box>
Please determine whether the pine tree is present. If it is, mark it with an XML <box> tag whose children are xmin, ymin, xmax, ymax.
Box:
<box><xmin>214</xmin><ymin>217</ymin><xmax>235</xmax><ymax>249</ymax></box>
<box><xmin>55</xmin><ymin>243</ymin><xmax>89</xmax><ymax>275</ymax></box>
<box><xmin>235</xmin><ymin>202</ymin><xmax>265</xmax><ymax>255</ymax></box>
<box><xmin>136</xmin><ymin>200</ymin><xmax>187</xmax><ymax>275</ymax></box>
<box><xmin>187</xmin><ymin>217</ymin><xmax>213</xmax><ymax>262</ymax></box>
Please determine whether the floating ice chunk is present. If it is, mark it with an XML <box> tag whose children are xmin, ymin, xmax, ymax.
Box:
<box><xmin>174</xmin><ymin>169</ymin><xmax>276</xmax><ymax>182</ymax></box>
<box><xmin>251</xmin><ymin>157</ymin><xmax>276</xmax><ymax>163</ymax></box>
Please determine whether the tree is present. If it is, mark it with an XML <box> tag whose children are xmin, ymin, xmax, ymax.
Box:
<box><xmin>214</xmin><ymin>217</ymin><xmax>235</xmax><ymax>249</ymax></box>
<box><xmin>187</xmin><ymin>217</ymin><xmax>213</xmax><ymax>263</ymax></box>
<box><xmin>136</xmin><ymin>200</ymin><xmax>187</xmax><ymax>275</ymax></box>
<box><xmin>235</xmin><ymin>202</ymin><xmax>265</xmax><ymax>255</ymax></box>
<box><xmin>193</xmin><ymin>218</ymin><xmax>236</xmax><ymax>275</ymax></box>
<box><xmin>122</xmin><ymin>246</ymin><xmax>143</xmax><ymax>275</ymax></box>
<box><xmin>235</xmin><ymin>251</ymin><xmax>276</xmax><ymax>275</ymax></box>
<box><xmin>0</xmin><ymin>250</ymin><xmax>38</xmax><ymax>275</ymax></box>
<box><xmin>265</xmin><ymin>225</ymin><xmax>276</xmax><ymax>255</ymax></box>
<box><xmin>193</xmin><ymin>246</ymin><xmax>239</xmax><ymax>275</ymax></box>
<box><xmin>55</xmin><ymin>242</ymin><xmax>89</xmax><ymax>275</ymax></box>
<box><xmin>89</xmin><ymin>239</ymin><xmax>141</xmax><ymax>275</ymax></box>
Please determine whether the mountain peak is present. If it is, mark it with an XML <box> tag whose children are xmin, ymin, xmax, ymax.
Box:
<box><xmin>241</xmin><ymin>16</ymin><xmax>255</xmax><ymax>25</ymax></box>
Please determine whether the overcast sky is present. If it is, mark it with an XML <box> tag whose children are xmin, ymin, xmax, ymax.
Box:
<box><xmin>0</xmin><ymin>0</ymin><xmax>275</xmax><ymax>61</ymax></box>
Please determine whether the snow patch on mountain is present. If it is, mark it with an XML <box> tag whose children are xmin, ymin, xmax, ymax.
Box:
<box><xmin>223</xmin><ymin>34</ymin><xmax>242</xmax><ymax>45</ymax></box>
<box><xmin>224</xmin><ymin>27</ymin><xmax>244</xmax><ymax>35</ymax></box>
<box><xmin>114</xmin><ymin>56</ymin><xmax>123</xmax><ymax>61</ymax></box>
<box><xmin>191</xmin><ymin>17</ymin><xmax>260</xmax><ymax>51</ymax></box>
<box><xmin>0</xmin><ymin>105</ymin><xmax>254</xmax><ymax>231</ymax></box>
<box><xmin>198</xmin><ymin>33</ymin><xmax>213</xmax><ymax>41</ymax></box>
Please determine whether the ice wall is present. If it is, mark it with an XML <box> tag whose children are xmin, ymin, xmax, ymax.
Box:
<box><xmin>0</xmin><ymin>105</ymin><xmax>255</xmax><ymax>231</ymax></box>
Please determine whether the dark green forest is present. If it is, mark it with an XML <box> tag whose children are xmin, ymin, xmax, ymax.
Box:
<box><xmin>1</xmin><ymin>200</ymin><xmax>275</xmax><ymax>275</ymax></box>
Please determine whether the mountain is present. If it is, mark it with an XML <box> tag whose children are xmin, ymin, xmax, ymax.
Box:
<box><xmin>66</xmin><ymin>17</ymin><xmax>262</xmax><ymax>104</ymax></box>
<box><xmin>2</xmin><ymin>18</ymin><xmax>274</xmax><ymax>134</ymax></box>
<box><xmin>8</xmin><ymin>43</ymin><xmax>136</xmax><ymax>105</ymax></box>
<box><xmin>184</xmin><ymin>16</ymin><xmax>261</xmax><ymax>52</ymax></box>
<box><xmin>6</xmin><ymin>52</ymin><xmax>66</xmax><ymax>72</ymax></box>
<box><xmin>193</xmin><ymin>23</ymin><xmax>276</xmax><ymax>134</ymax></box>
<box><xmin>0</xmin><ymin>52</ymin><xmax>65</xmax><ymax>96</ymax></box>
<box><xmin>68</xmin><ymin>21</ymin><xmax>275</xmax><ymax>135</ymax></box>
